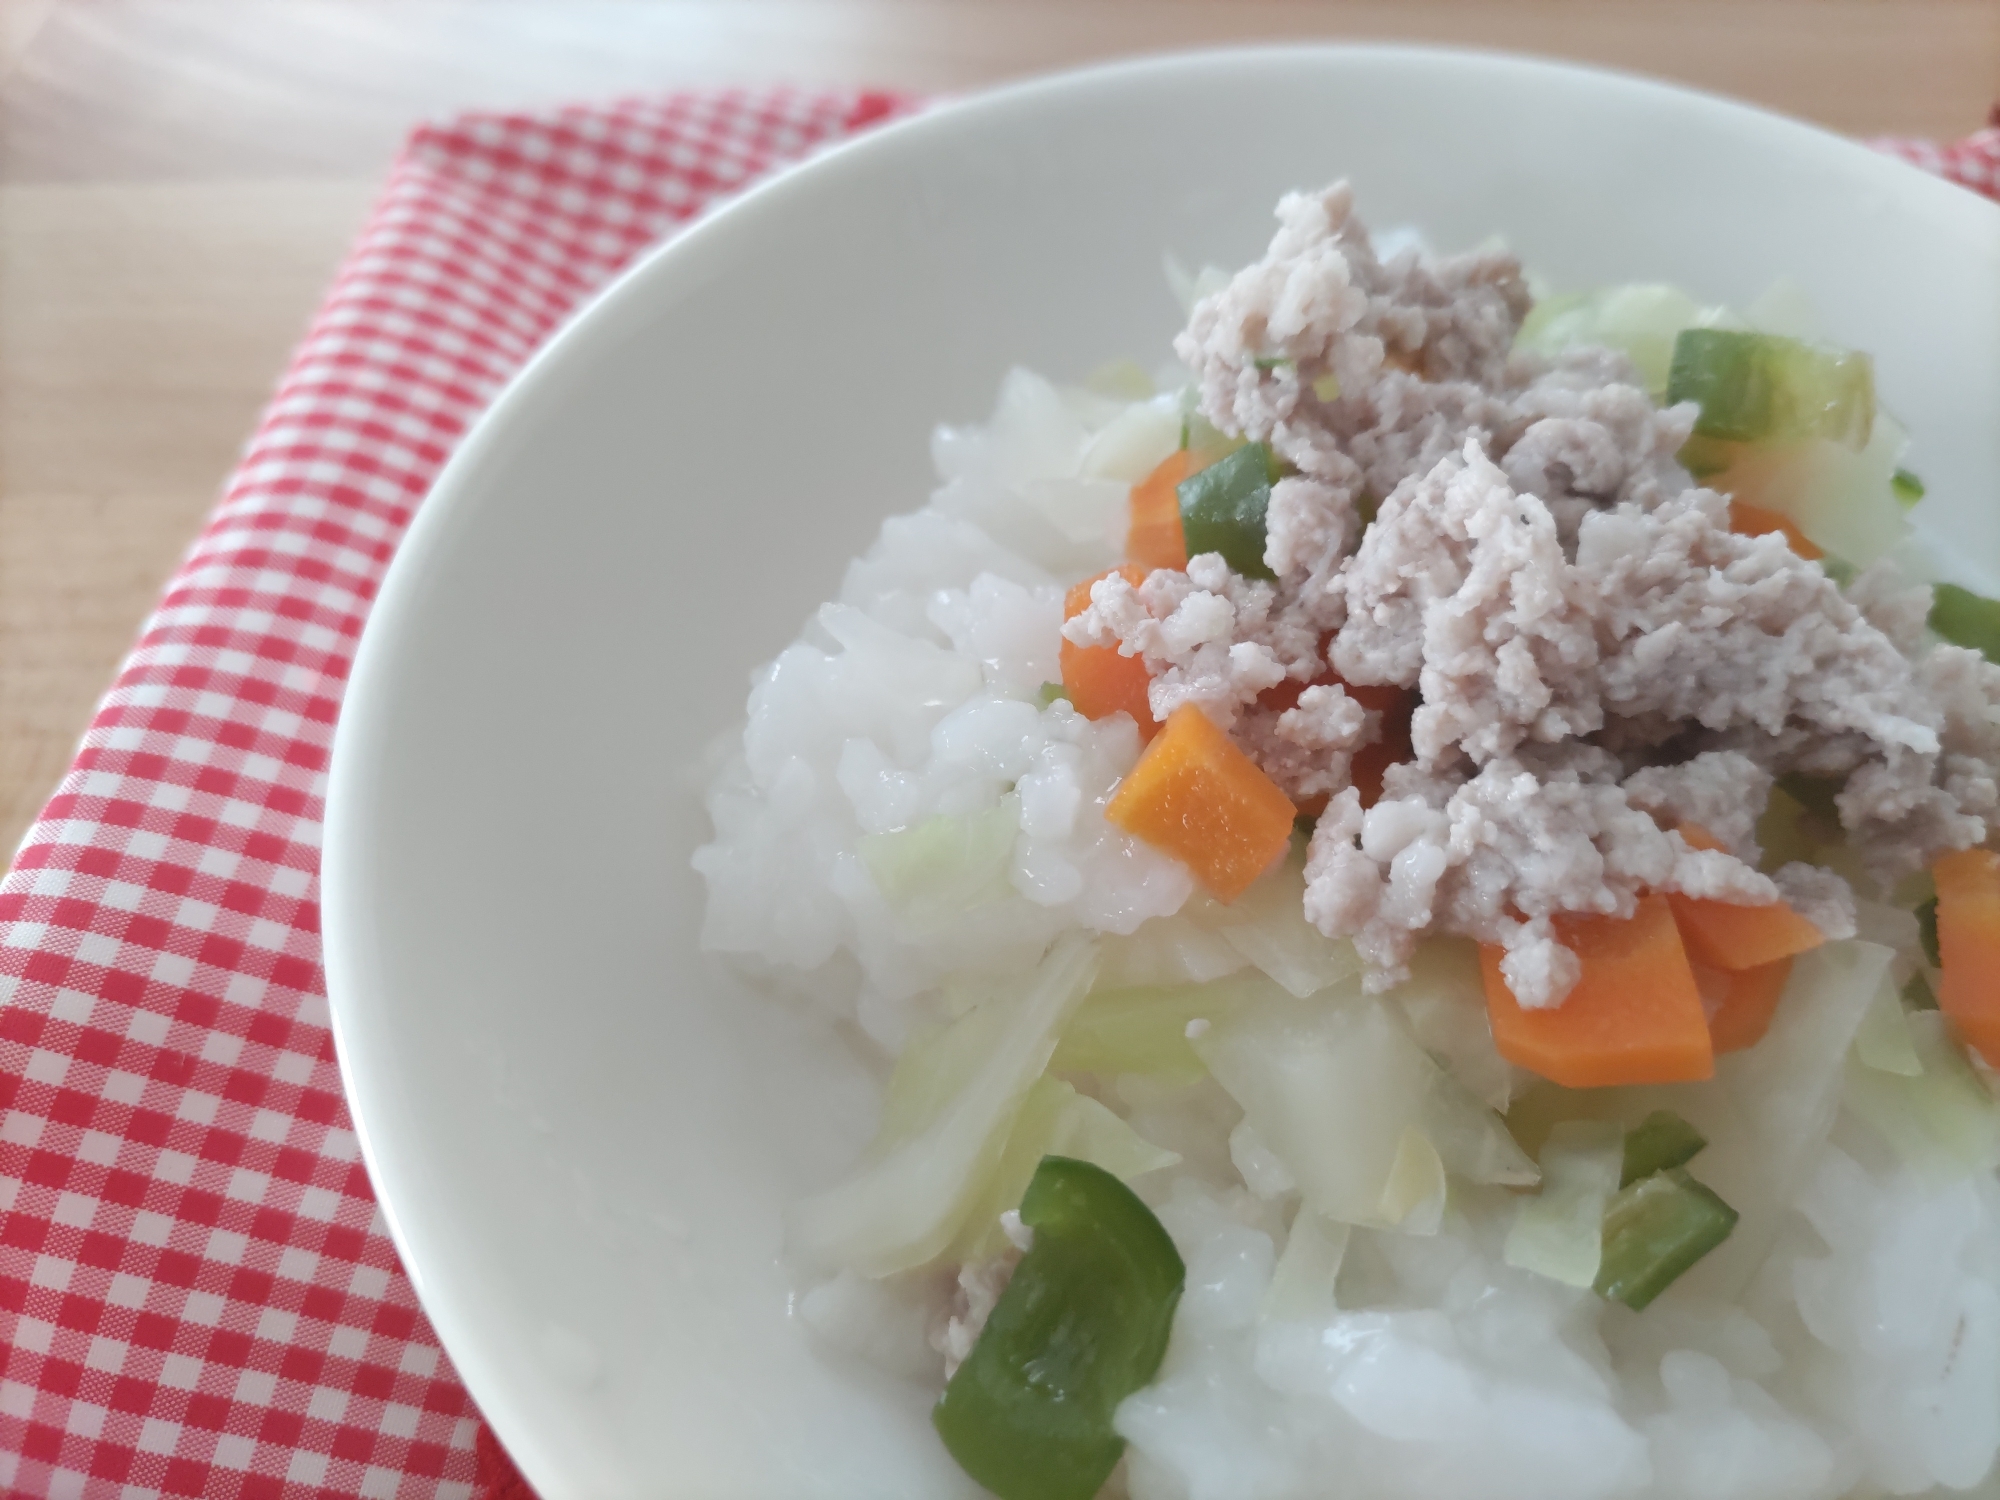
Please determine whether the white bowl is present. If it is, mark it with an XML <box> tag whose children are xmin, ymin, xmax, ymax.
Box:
<box><xmin>321</xmin><ymin>44</ymin><xmax>2000</xmax><ymax>1499</ymax></box>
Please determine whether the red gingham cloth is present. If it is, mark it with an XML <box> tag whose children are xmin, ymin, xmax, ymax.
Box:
<box><xmin>0</xmin><ymin>85</ymin><xmax>1990</xmax><ymax>1500</ymax></box>
<box><xmin>1872</xmin><ymin>104</ymin><xmax>2000</xmax><ymax>199</ymax></box>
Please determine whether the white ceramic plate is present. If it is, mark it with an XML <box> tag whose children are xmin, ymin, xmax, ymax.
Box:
<box><xmin>321</xmin><ymin>44</ymin><xmax>2000</xmax><ymax>1499</ymax></box>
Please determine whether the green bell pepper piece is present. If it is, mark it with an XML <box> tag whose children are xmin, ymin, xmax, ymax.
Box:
<box><xmin>1666</xmin><ymin>328</ymin><xmax>1874</xmax><ymax>448</ymax></box>
<box><xmin>1177</xmin><ymin>441</ymin><xmax>1279</xmax><ymax>580</ymax></box>
<box><xmin>1620</xmin><ymin>1110</ymin><xmax>1707</xmax><ymax>1188</ymax></box>
<box><xmin>933</xmin><ymin>1156</ymin><xmax>1185</xmax><ymax>1500</ymax></box>
<box><xmin>1594</xmin><ymin>1168</ymin><xmax>1738</xmax><ymax>1311</ymax></box>
<box><xmin>1930</xmin><ymin>583</ymin><xmax>2000</xmax><ymax>665</ymax></box>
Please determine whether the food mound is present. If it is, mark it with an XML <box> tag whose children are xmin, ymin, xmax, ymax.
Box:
<box><xmin>694</xmin><ymin>184</ymin><xmax>2000</xmax><ymax>1500</ymax></box>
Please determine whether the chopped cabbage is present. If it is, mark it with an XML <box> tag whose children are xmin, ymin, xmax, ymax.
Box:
<box><xmin>1095</xmin><ymin>911</ymin><xmax>1249</xmax><ymax>991</ymax></box>
<box><xmin>1229</xmin><ymin>1117</ymin><xmax>1300</xmax><ymax>1200</ymax></box>
<box><xmin>1666</xmin><ymin>939</ymin><xmax>1893</xmax><ymax>1296</ymax></box>
<box><xmin>1212</xmin><ymin>853</ymin><xmax>1364</xmax><ymax>999</ymax></box>
<box><xmin>1853</xmin><ymin>972</ymin><xmax>1923</xmax><ymax>1077</ymax></box>
<box><xmin>1376</xmin><ymin>1129</ymin><xmax>1448</xmax><ymax>1235</ymax></box>
<box><xmin>1390</xmin><ymin>937</ymin><xmax>1518</xmax><ymax>1111</ymax></box>
<box><xmin>859</xmin><ymin>800</ymin><xmax>1018</xmax><ymax>924</ymax></box>
<box><xmin>949</xmin><ymin>1074</ymin><xmax>1180</xmax><ymax>1260</ymax></box>
<box><xmin>1079</xmin><ymin>393</ymin><xmax>1183</xmax><ymax>484</ymax></box>
<box><xmin>787</xmin><ymin>935</ymin><xmax>1097</xmax><ymax>1275</ymax></box>
<box><xmin>1700</xmin><ymin>409</ymin><xmax>1912</xmax><ymax>568</ymax></box>
<box><xmin>1052</xmin><ymin>972</ymin><xmax>1287</xmax><ymax>1082</ymax></box>
<box><xmin>1504</xmin><ymin>1120</ymin><xmax>1625</xmax><ymax>1288</ymax></box>
<box><xmin>1844</xmin><ymin>1011</ymin><xmax>2000</xmax><ymax>1186</ymax></box>
<box><xmin>1190</xmin><ymin>984</ymin><xmax>1533</xmax><ymax>1231</ymax></box>
<box><xmin>1515</xmin><ymin>282</ymin><xmax>1730</xmax><ymax>396</ymax></box>
<box><xmin>1262</xmin><ymin>1209</ymin><xmax>1350</xmax><ymax>1321</ymax></box>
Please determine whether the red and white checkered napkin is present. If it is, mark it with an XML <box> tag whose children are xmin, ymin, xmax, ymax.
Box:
<box><xmin>0</xmin><ymin>87</ymin><xmax>905</xmax><ymax>1500</ymax></box>
<box><xmin>0</xmin><ymin>85</ymin><xmax>1992</xmax><ymax>1500</ymax></box>
<box><xmin>1874</xmin><ymin>108</ymin><xmax>2000</xmax><ymax>198</ymax></box>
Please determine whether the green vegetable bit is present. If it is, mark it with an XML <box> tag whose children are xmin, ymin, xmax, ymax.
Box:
<box><xmin>1930</xmin><ymin>583</ymin><xmax>2000</xmax><ymax>666</ymax></box>
<box><xmin>1665</xmin><ymin>328</ymin><xmax>1874</xmax><ymax>448</ymax></box>
<box><xmin>1916</xmin><ymin>896</ymin><xmax>1941</xmax><ymax>969</ymax></box>
<box><xmin>1891</xmin><ymin>467</ymin><xmax>1927</xmax><ymax>507</ymax></box>
<box><xmin>1178</xmin><ymin>440</ymin><xmax>1279</xmax><ymax>580</ymax></box>
<box><xmin>1620</xmin><ymin>1110</ymin><xmax>1707</xmax><ymax>1188</ymax></box>
<box><xmin>933</xmin><ymin>1156</ymin><xmax>1186</xmax><ymax>1500</ymax></box>
<box><xmin>1037</xmin><ymin>681</ymin><xmax>1072</xmax><ymax>708</ymax></box>
<box><xmin>1594</xmin><ymin>1169</ymin><xmax>1739</xmax><ymax>1311</ymax></box>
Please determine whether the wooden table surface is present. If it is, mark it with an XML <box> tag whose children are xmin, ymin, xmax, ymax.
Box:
<box><xmin>2</xmin><ymin>0</ymin><xmax>1997</xmax><ymax>865</ymax></box>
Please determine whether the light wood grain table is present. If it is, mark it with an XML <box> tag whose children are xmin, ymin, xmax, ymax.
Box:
<box><xmin>3</xmin><ymin>0</ymin><xmax>1996</xmax><ymax>866</ymax></box>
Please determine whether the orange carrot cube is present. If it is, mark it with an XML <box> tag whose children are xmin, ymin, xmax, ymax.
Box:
<box><xmin>1934</xmin><ymin>847</ymin><xmax>2000</xmax><ymax>1069</ymax></box>
<box><xmin>1059</xmin><ymin>565</ymin><xmax>1157</xmax><ymax>738</ymax></box>
<box><xmin>1105</xmin><ymin>704</ymin><xmax>1296</xmax><ymax>901</ymax></box>
<box><xmin>1707</xmin><ymin>956</ymin><xmax>1794</xmax><ymax>1054</ymax></box>
<box><xmin>1480</xmin><ymin>896</ymin><xmax>1716</xmax><ymax>1088</ymax></box>
<box><xmin>1667</xmin><ymin>823</ymin><xmax>1826</xmax><ymax>972</ymax></box>
<box><xmin>1727</xmin><ymin>500</ymin><xmax>1823</xmax><ymax>561</ymax></box>
<box><xmin>1127</xmin><ymin>451</ymin><xmax>1193</xmax><ymax>572</ymax></box>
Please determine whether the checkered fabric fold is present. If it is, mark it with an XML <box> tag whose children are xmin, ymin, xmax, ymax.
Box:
<box><xmin>0</xmin><ymin>87</ymin><xmax>904</xmax><ymax>1500</ymax></box>
<box><xmin>0</xmin><ymin>85</ymin><xmax>1991</xmax><ymax>1500</ymax></box>
<box><xmin>1873</xmin><ymin>105</ymin><xmax>2000</xmax><ymax>198</ymax></box>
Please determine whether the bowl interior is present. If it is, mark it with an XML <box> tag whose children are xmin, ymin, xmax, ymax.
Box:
<box><xmin>322</xmin><ymin>45</ymin><xmax>2000</xmax><ymax>1499</ymax></box>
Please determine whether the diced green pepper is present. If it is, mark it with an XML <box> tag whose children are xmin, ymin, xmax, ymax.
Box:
<box><xmin>1916</xmin><ymin>896</ymin><xmax>1941</xmax><ymax>968</ymax></box>
<box><xmin>1037</xmin><ymin>681</ymin><xmax>1071</xmax><ymax>708</ymax></box>
<box><xmin>1666</xmin><ymin>329</ymin><xmax>1874</xmax><ymax>448</ymax></box>
<box><xmin>1594</xmin><ymin>1169</ymin><xmax>1739</xmax><ymax>1311</ymax></box>
<box><xmin>1178</xmin><ymin>441</ymin><xmax>1278</xmax><ymax>580</ymax></box>
<box><xmin>1620</xmin><ymin>1110</ymin><xmax>1707</xmax><ymax>1187</ymax></box>
<box><xmin>1930</xmin><ymin>583</ymin><xmax>2000</xmax><ymax>665</ymax></box>
<box><xmin>933</xmin><ymin>1156</ymin><xmax>1185</xmax><ymax>1500</ymax></box>
<box><xmin>1891</xmin><ymin>468</ymin><xmax>1927</xmax><ymax>507</ymax></box>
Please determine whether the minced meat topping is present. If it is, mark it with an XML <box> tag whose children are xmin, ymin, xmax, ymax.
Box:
<box><xmin>1066</xmin><ymin>182</ymin><xmax>2000</xmax><ymax>1005</ymax></box>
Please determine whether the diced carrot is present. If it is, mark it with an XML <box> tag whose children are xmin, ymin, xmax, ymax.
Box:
<box><xmin>1727</xmin><ymin>500</ymin><xmax>1823</xmax><ymax>561</ymax></box>
<box><xmin>1060</xmin><ymin>565</ymin><xmax>1157</xmax><ymax>738</ymax></box>
<box><xmin>1933</xmin><ymin>847</ymin><xmax>2000</xmax><ymax>1068</ymax></box>
<box><xmin>1480</xmin><ymin>896</ymin><xmax>1715</xmax><ymax>1088</ymax></box>
<box><xmin>1666</xmin><ymin>822</ymin><xmax>1826</xmax><ymax>972</ymax></box>
<box><xmin>1128</xmin><ymin>451</ymin><xmax>1194</xmax><ymax>572</ymax></box>
<box><xmin>1707</xmin><ymin>956</ymin><xmax>1794</xmax><ymax>1054</ymax></box>
<box><xmin>1106</xmin><ymin>704</ymin><xmax>1297</xmax><ymax>901</ymax></box>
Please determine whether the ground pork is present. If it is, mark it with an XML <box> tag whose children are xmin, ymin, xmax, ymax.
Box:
<box><xmin>1302</xmin><ymin>746</ymin><xmax>1777</xmax><ymax>1005</ymax></box>
<box><xmin>928</xmin><ymin>1249</ymin><xmax>1020</xmax><ymax>1379</ymax></box>
<box><xmin>1173</xmin><ymin>182</ymin><xmax>1530</xmax><ymax>581</ymax></box>
<box><xmin>1621</xmin><ymin>750</ymin><xmax>1773</xmax><ymax>863</ymax></box>
<box><xmin>1331</xmin><ymin>440</ymin><xmax>1602</xmax><ymax>765</ymax></box>
<box><xmin>1060</xmin><ymin>555</ymin><xmax>1322</xmax><ymax>730</ymax></box>
<box><xmin>1138</xmin><ymin>180</ymin><xmax>1997</xmax><ymax>1001</ymax></box>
